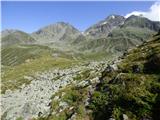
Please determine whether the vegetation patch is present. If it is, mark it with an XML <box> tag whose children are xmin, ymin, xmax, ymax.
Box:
<box><xmin>89</xmin><ymin>33</ymin><xmax>160</xmax><ymax>120</ymax></box>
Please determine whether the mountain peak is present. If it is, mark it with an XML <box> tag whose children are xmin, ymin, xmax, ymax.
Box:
<box><xmin>31</xmin><ymin>22</ymin><xmax>82</xmax><ymax>43</ymax></box>
<box><xmin>55</xmin><ymin>21</ymin><xmax>70</xmax><ymax>25</ymax></box>
<box><xmin>84</xmin><ymin>14</ymin><xmax>125</xmax><ymax>39</ymax></box>
<box><xmin>106</xmin><ymin>14</ymin><xmax>124</xmax><ymax>20</ymax></box>
<box><xmin>122</xmin><ymin>14</ymin><xmax>160</xmax><ymax>31</ymax></box>
<box><xmin>126</xmin><ymin>14</ymin><xmax>145</xmax><ymax>20</ymax></box>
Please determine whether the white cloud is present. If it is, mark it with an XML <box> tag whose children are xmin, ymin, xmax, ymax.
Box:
<box><xmin>125</xmin><ymin>2</ymin><xmax>160</xmax><ymax>21</ymax></box>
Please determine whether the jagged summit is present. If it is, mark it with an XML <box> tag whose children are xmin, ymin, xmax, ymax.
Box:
<box><xmin>105</xmin><ymin>14</ymin><xmax>124</xmax><ymax>20</ymax></box>
<box><xmin>84</xmin><ymin>14</ymin><xmax>125</xmax><ymax>39</ymax></box>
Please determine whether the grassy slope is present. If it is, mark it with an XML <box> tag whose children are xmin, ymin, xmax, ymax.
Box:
<box><xmin>105</xmin><ymin>27</ymin><xmax>155</xmax><ymax>51</ymax></box>
<box><xmin>1</xmin><ymin>43</ymin><xmax>81</xmax><ymax>93</ymax></box>
<box><xmin>78</xmin><ymin>27</ymin><xmax>155</xmax><ymax>55</ymax></box>
<box><xmin>89</xmin><ymin>33</ymin><xmax>160</xmax><ymax>120</ymax></box>
<box><xmin>1</xmin><ymin>43</ymin><xmax>111</xmax><ymax>94</ymax></box>
<box><xmin>1</xmin><ymin>44</ymin><xmax>51</xmax><ymax>66</ymax></box>
<box><xmin>1</xmin><ymin>54</ymin><xmax>77</xmax><ymax>93</ymax></box>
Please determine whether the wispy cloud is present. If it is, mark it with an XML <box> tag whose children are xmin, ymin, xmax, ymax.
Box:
<box><xmin>125</xmin><ymin>2</ymin><xmax>160</xmax><ymax>21</ymax></box>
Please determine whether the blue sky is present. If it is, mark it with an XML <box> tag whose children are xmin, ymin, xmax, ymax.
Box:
<box><xmin>2</xmin><ymin>1</ymin><xmax>155</xmax><ymax>33</ymax></box>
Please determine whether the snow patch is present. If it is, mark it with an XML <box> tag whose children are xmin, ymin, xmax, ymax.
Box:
<box><xmin>101</xmin><ymin>21</ymin><xmax>108</xmax><ymax>25</ymax></box>
<box><xmin>111</xmin><ymin>15</ymin><xmax>115</xmax><ymax>19</ymax></box>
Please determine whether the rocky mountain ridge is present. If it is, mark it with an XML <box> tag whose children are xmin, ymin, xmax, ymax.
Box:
<box><xmin>84</xmin><ymin>14</ymin><xmax>125</xmax><ymax>39</ymax></box>
<box><xmin>2</xmin><ymin>15</ymin><xmax>160</xmax><ymax>55</ymax></box>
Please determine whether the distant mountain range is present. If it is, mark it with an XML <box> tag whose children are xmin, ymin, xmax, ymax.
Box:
<box><xmin>2</xmin><ymin>14</ymin><xmax>160</xmax><ymax>57</ymax></box>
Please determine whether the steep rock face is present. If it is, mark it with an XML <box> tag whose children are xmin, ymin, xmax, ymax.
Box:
<box><xmin>84</xmin><ymin>15</ymin><xmax>125</xmax><ymax>39</ymax></box>
<box><xmin>31</xmin><ymin>22</ymin><xmax>83</xmax><ymax>44</ymax></box>
<box><xmin>1</xmin><ymin>30</ymin><xmax>36</xmax><ymax>47</ymax></box>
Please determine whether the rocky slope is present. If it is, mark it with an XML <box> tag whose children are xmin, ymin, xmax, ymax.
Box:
<box><xmin>84</xmin><ymin>15</ymin><xmax>125</xmax><ymax>39</ymax></box>
<box><xmin>1</xmin><ymin>61</ymin><xmax>108</xmax><ymax>120</ymax></box>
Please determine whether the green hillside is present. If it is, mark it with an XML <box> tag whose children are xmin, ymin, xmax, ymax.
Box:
<box><xmin>122</xmin><ymin>15</ymin><xmax>160</xmax><ymax>31</ymax></box>
<box><xmin>1</xmin><ymin>45</ymin><xmax>51</xmax><ymax>66</ymax></box>
<box><xmin>2</xmin><ymin>30</ymin><xmax>36</xmax><ymax>47</ymax></box>
<box><xmin>89</xmin><ymin>32</ymin><xmax>160</xmax><ymax>120</ymax></box>
<box><xmin>78</xmin><ymin>27</ymin><xmax>155</xmax><ymax>54</ymax></box>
